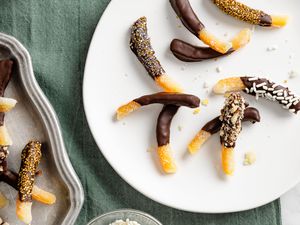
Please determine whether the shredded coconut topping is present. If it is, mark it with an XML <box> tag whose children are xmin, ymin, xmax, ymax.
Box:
<box><xmin>243</xmin><ymin>77</ymin><xmax>300</xmax><ymax>113</ymax></box>
<box><xmin>110</xmin><ymin>219</ymin><xmax>141</xmax><ymax>225</ymax></box>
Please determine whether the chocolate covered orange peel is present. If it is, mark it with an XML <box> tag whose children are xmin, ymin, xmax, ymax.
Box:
<box><xmin>130</xmin><ymin>17</ymin><xmax>183</xmax><ymax>92</ymax></box>
<box><xmin>212</xmin><ymin>0</ymin><xmax>288</xmax><ymax>27</ymax></box>
<box><xmin>214</xmin><ymin>76</ymin><xmax>300</xmax><ymax>114</ymax></box>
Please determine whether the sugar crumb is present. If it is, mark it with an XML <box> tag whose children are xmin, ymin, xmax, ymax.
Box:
<box><xmin>201</xmin><ymin>99</ymin><xmax>209</xmax><ymax>106</ymax></box>
<box><xmin>266</xmin><ymin>45</ymin><xmax>278</xmax><ymax>51</ymax></box>
<box><xmin>288</xmin><ymin>70</ymin><xmax>298</xmax><ymax>79</ymax></box>
<box><xmin>243</xmin><ymin>152</ymin><xmax>256</xmax><ymax>166</ymax></box>
<box><xmin>178</xmin><ymin>125</ymin><xmax>183</xmax><ymax>131</ymax></box>
<box><xmin>216</xmin><ymin>66</ymin><xmax>222</xmax><ymax>73</ymax></box>
<box><xmin>193</xmin><ymin>108</ymin><xmax>201</xmax><ymax>115</ymax></box>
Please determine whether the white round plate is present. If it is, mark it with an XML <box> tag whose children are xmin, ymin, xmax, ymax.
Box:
<box><xmin>83</xmin><ymin>0</ymin><xmax>300</xmax><ymax>213</ymax></box>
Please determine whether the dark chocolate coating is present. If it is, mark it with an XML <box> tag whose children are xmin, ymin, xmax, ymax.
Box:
<box><xmin>259</xmin><ymin>13</ymin><xmax>272</xmax><ymax>27</ymax></box>
<box><xmin>0</xmin><ymin>60</ymin><xmax>13</xmax><ymax>96</ymax></box>
<box><xmin>202</xmin><ymin>117</ymin><xmax>222</xmax><ymax>134</ymax></box>
<box><xmin>202</xmin><ymin>107</ymin><xmax>260</xmax><ymax>134</ymax></box>
<box><xmin>243</xmin><ymin>107</ymin><xmax>261</xmax><ymax>123</ymax></box>
<box><xmin>0</xmin><ymin>169</ymin><xmax>41</xmax><ymax>191</ymax></box>
<box><xmin>241</xmin><ymin>77</ymin><xmax>300</xmax><ymax>113</ymax></box>
<box><xmin>170</xmin><ymin>0</ymin><xmax>205</xmax><ymax>36</ymax></box>
<box><xmin>134</xmin><ymin>92</ymin><xmax>200</xmax><ymax>108</ymax></box>
<box><xmin>130</xmin><ymin>17</ymin><xmax>165</xmax><ymax>79</ymax></box>
<box><xmin>0</xmin><ymin>169</ymin><xmax>18</xmax><ymax>190</ymax></box>
<box><xmin>156</xmin><ymin>105</ymin><xmax>179</xmax><ymax>146</ymax></box>
<box><xmin>0</xmin><ymin>60</ymin><xmax>13</xmax><ymax>126</ymax></box>
<box><xmin>170</xmin><ymin>39</ymin><xmax>233</xmax><ymax>62</ymax></box>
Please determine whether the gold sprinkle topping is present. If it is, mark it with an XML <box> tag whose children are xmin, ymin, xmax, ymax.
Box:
<box><xmin>213</xmin><ymin>0</ymin><xmax>271</xmax><ymax>26</ymax></box>
<box><xmin>130</xmin><ymin>17</ymin><xmax>165</xmax><ymax>79</ymax></box>
<box><xmin>18</xmin><ymin>141</ymin><xmax>42</xmax><ymax>202</ymax></box>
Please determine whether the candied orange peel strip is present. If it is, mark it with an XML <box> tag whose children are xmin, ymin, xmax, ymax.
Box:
<box><xmin>155</xmin><ymin>74</ymin><xmax>183</xmax><ymax>93</ymax></box>
<box><xmin>231</xmin><ymin>29</ymin><xmax>251</xmax><ymax>50</ymax></box>
<box><xmin>0</xmin><ymin>124</ymin><xmax>12</xmax><ymax>146</ymax></box>
<box><xmin>199</xmin><ymin>29</ymin><xmax>232</xmax><ymax>54</ymax></box>
<box><xmin>213</xmin><ymin>77</ymin><xmax>245</xmax><ymax>94</ymax></box>
<box><xmin>157</xmin><ymin>144</ymin><xmax>177</xmax><ymax>174</ymax></box>
<box><xmin>116</xmin><ymin>101</ymin><xmax>141</xmax><ymax>120</ymax></box>
<box><xmin>221</xmin><ymin>145</ymin><xmax>235</xmax><ymax>176</ymax></box>
<box><xmin>0</xmin><ymin>97</ymin><xmax>17</xmax><ymax>112</ymax></box>
<box><xmin>271</xmin><ymin>15</ymin><xmax>288</xmax><ymax>27</ymax></box>
<box><xmin>0</xmin><ymin>191</ymin><xmax>8</xmax><ymax>208</ymax></box>
<box><xmin>16</xmin><ymin>197</ymin><xmax>32</xmax><ymax>225</ymax></box>
<box><xmin>32</xmin><ymin>185</ymin><xmax>56</xmax><ymax>205</ymax></box>
<box><xmin>188</xmin><ymin>130</ymin><xmax>211</xmax><ymax>154</ymax></box>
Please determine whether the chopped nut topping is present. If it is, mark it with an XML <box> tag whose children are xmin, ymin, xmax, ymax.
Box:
<box><xmin>220</xmin><ymin>93</ymin><xmax>245</xmax><ymax>147</ymax></box>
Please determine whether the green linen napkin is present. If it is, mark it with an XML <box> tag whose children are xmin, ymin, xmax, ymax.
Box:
<box><xmin>0</xmin><ymin>1</ymin><xmax>281</xmax><ymax>225</ymax></box>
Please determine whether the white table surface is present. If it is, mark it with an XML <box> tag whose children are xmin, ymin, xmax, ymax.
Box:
<box><xmin>281</xmin><ymin>182</ymin><xmax>300</xmax><ymax>225</ymax></box>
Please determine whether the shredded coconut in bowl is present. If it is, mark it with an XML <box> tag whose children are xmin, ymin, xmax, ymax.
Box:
<box><xmin>109</xmin><ymin>218</ymin><xmax>141</xmax><ymax>225</ymax></box>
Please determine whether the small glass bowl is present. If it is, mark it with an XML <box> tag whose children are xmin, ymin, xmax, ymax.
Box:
<box><xmin>86</xmin><ymin>209</ymin><xmax>163</xmax><ymax>225</ymax></box>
